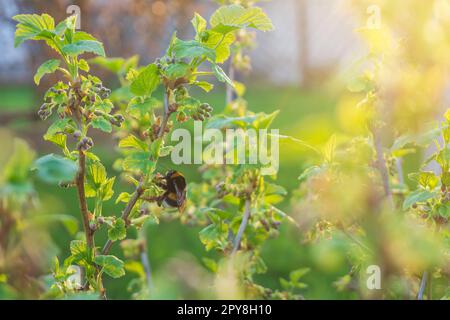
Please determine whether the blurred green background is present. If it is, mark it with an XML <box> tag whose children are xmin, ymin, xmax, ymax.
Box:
<box><xmin>0</xmin><ymin>82</ymin><xmax>355</xmax><ymax>299</ymax></box>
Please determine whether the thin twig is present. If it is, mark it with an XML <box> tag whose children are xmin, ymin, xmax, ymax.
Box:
<box><xmin>76</xmin><ymin>150</ymin><xmax>94</xmax><ymax>250</ymax></box>
<box><xmin>102</xmin><ymin>182</ymin><xmax>144</xmax><ymax>255</ymax></box>
<box><xmin>158</xmin><ymin>90</ymin><xmax>170</xmax><ymax>138</ymax></box>
<box><xmin>231</xmin><ymin>198</ymin><xmax>251</xmax><ymax>255</ymax></box>
<box><xmin>226</xmin><ymin>61</ymin><xmax>235</xmax><ymax>105</ymax></box>
<box><xmin>139</xmin><ymin>230</ymin><xmax>153</xmax><ymax>293</ymax></box>
<box><xmin>372</xmin><ymin>127</ymin><xmax>394</xmax><ymax>207</ymax></box>
<box><xmin>418</xmin><ymin>271</ymin><xmax>428</xmax><ymax>300</ymax></box>
<box><xmin>396</xmin><ymin>158</ymin><xmax>405</xmax><ymax>186</ymax></box>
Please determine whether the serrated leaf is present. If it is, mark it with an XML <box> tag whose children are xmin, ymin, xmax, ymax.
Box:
<box><xmin>210</xmin><ymin>5</ymin><xmax>274</xmax><ymax>34</ymax></box>
<box><xmin>94</xmin><ymin>255</ymin><xmax>125</xmax><ymax>279</ymax></box>
<box><xmin>13</xmin><ymin>14</ymin><xmax>55</xmax><ymax>47</ymax></box>
<box><xmin>116</xmin><ymin>192</ymin><xmax>131</xmax><ymax>204</ymax></box>
<box><xmin>402</xmin><ymin>189</ymin><xmax>437</xmax><ymax>210</ymax></box>
<box><xmin>34</xmin><ymin>59</ymin><xmax>60</xmax><ymax>85</ymax></box>
<box><xmin>119</xmin><ymin>135</ymin><xmax>148</xmax><ymax>151</ymax></box>
<box><xmin>87</xmin><ymin>162</ymin><xmax>107</xmax><ymax>188</ymax></box>
<box><xmin>194</xmin><ymin>81</ymin><xmax>214</xmax><ymax>92</ymax></box>
<box><xmin>100</xmin><ymin>177</ymin><xmax>115</xmax><ymax>201</ymax></box>
<box><xmin>91</xmin><ymin>116</ymin><xmax>112</xmax><ymax>133</ymax></box>
<box><xmin>78</xmin><ymin>59</ymin><xmax>90</xmax><ymax>72</ymax></box>
<box><xmin>62</xmin><ymin>40</ymin><xmax>105</xmax><ymax>57</ymax></box>
<box><xmin>192</xmin><ymin>13</ymin><xmax>207</xmax><ymax>35</ymax></box>
<box><xmin>33</xmin><ymin>154</ymin><xmax>78</xmax><ymax>184</ymax></box>
<box><xmin>127</xmin><ymin>96</ymin><xmax>162</xmax><ymax>117</ymax></box>
<box><xmin>107</xmin><ymin>218</ymin><xmax>126</xmax><ymax>241</ymax></box>
<box><xmin>173</xmin><ymin>39</ymin><xmax>216</xmax><ymax>61</ymax></box>
<box><xmin>130</xmin><ymin>64</ymin><xmax>160</xmax><ymax>96</ymax></box>
<box><xmin>123</xmin><ymin>151</ymin><xmax>153</xmax><ymax>173</ymax></box>
<box><xmin>70</xmin><ymin>240</ymin><xmax>88</xmax><ymax>263</ymax></box>
<box><xmin>165</xmin><ymin>63</ymin><xmax>192</xmax><ymax>80</ymax></box>
<box><xmin>409</xmin><ymin>171</ymin><xmax>439</xmax><ymax>190</ymax></box>
<box><xmin>206</xmin><ymin>32</ymin><xmax>235</xmax><ymax>63</ymax></box>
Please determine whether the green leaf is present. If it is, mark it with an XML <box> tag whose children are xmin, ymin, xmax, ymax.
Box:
<box><xmin>70</xmin><ymin>240</ymin><xmax>88</xmax><ymax>263</ymax></box>
<box><xmin>206</xmin><ymin>32</ymin><xmax>235</xmax><ymax>63</ymax></box>
<box><xmin>61</xmin><ymin>40</ymin><xmax>105</xmax><ymax>57</ymax></box>
<box><xmin>202</xmin><ymin>258</ymin><xmax>218</xmax><ymax>273</ymax></box>
<box><xmin>264</xmin><ymin>183</ymin><xmax>287</xmax><ymax>204</ymax></box>
<box><xmin>3</xmin><ymin>139</ymin><xmax>36</xmax><ymax>186</ymax></box>
<box><xmin>150</xmin><ymin>138</ymin><xmax>163</xmax><ymax>159</ymax></box>
<box><xmin>100</xmin><ymin>177</ymin><xmax>115</xmax><ymax>201</ymax></box>
<box><xmin>107</xmin><ymin>218</ymin><xmax>126</xmax><ymax>242</ymax></box>
<box><xmin>127</xmin><ymin>96</ymin><xmax>162</xmax><ymax>117</ymax></box>
<box><xmin>173</xmin><ymin>39</ymin><xmax>216</xmax><ymax>61</ymax></box>
<box><xmin>212</xmin><ymin>64</ymin><xmax>233</xmax><ymax>86</ymax></box>
<box><xmin>210</xmin><ymin>5</ymin><xmax>274</xmax><ymax>34</ymax></box>
<box><xmin>403</xmin><ymin>189</ymin><xmax>437</xmax><ymax>210</ymax></box>
<box><xmin>290</xmin><ymin>268</ymin><xmax>310</xmax><ymax>282</ymax></box>
<box><xmin>33</xmin><ymin>154</ymin><xmax>78</xmax><ymax>184</ymax></box>
<box><xmin>44</xmin><ymin>119</ymin><xmax>76</xmax><ymax>148</ymax></box>
<box><xmin>116</xmin><ymin>192</ymin><xmax>131</xmax><ymax>204</ymax></box>
<box><xmin>91</xmin><ymin>116</ymin><xmax>112</xmax><ymax>133</ymax></box>
<box><xmin>78</xmin><ymin>59</ymin><xmax>90</xmax><ymax>72</ymax></box>
<box><xmin>123</xmin><ymin>151</ymin><xmax>153</xmax><ymax>173</ymax></box>
<box><xmin>130</xmin><ymin>64</ymin><xmax>160</xmax><ymax>96</ymax></box>
<box><xmin>34</xmin><ymin>59</ymin><xmax>60</xmax><ymax>85</ymax></box>
<box><xmin>73</xmin><ymin>31</ymin><xmax>98</xmax><ymax>42</ymax></box>
<box><xmin>87</xmin><ymin>162</ymin><xmax>107</xmax><ymax>188</ymax></box>
<box><xmin>408</xmin><ymin>171</ymin><xmax>439</xmax><ymax>190</ymax></box>
<box><xmin>165</xmin><ymin>63</ymin><xmax>192</xmax><ymax>80</ymax></box>
<box><xmin>94</xmin><ymin>255</ymin><xmax>125</xmax><ymax>279</ymax></box>
<box><xmin>206</xmin><ymin>111</ymin><xmax>278</xmax><ymax>130</ymax></box>
<box><xmin>119</xmin><ymin>135</ymin><xmax>148</xmax><ymax>151</ymax></box>
<box><xmin>194</xmin><ymin>81</ymin><xmax>214</xmax><ymax>92</ymax></box>
<box><xmin>192</xmin><ymin>13</ymin><xmax>207</xmax><ymax>35</ymax></box>
<box><xmin>13</xmin><ymin>14</ymin><xmax>55</xmax><ymax>47</ymax></box>
<box><xmin>54</xmin><ymin>15</ymin><xmax>77</xmax><ymax>36</ymax></box>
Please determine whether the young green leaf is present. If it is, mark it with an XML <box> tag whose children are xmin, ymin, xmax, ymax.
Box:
<box><xmin>13</xmin><ymin>14</ymin><xmax>55</xmax><ymax>47</ymax></box>
<box><xmin>210</xmin><ymin>5</ymin><xmax>274</xmax><ymax>34</ymax></box>
<box><xmin>94</xmin><ymin>255</ymin><xmax>125</xmax><ymax>279</ymax></box>
<box><xmin>34</xmin><ymin>59</ymin><xmax>60</xmax><ymax>85</ymax></box>
<box><xmin>130</xmin><ymin>64</ymin><xmax>160</xmax><ymax>96</ymax></box>
<box><xmin>173</xmin><ymin>39</ymin><xmax>216</xmax><ymax>61</ymax></box>
<box><xmin>107</xmin><ymin>218</ymin><xmax>127</xmax><ymax>242</ymax></box>
<box><xmin>61</xmin><ymin>40</ymin><xmax>106</xmax><ymax>57</ymax></box>
<box><xmin>33</xmin><ymin>154</ymin><xmax>78</xmax><ymax>184</ymax></box>
<box><xmin>91</xmin><ymin>116</ymin><xmax>113</xmax><ymax>133</ymax></box>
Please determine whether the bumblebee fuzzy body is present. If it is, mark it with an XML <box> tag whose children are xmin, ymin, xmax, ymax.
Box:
<box><xmin>159</xmin><ymin>170</ymin><xmax>187</xmax><ymax>212</ymax></box>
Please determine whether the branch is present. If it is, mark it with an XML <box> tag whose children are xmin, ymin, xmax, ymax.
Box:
<box><xmin>418</xmin><ymin>271</ymin><xmax>428</xmax><ymax>300</ymax></box>
<box><xmin>102</xmin><ymin>182</ymin><xmax>144</xmax><ymax>255</ymax></box>
<box><xmin>158</xmin><ymin>90</ymin><xmax>170</xmax><ymax>138</ymax></box>
<box><xmin>372</xmin><ymin>127</ymin><xmax>394</xmax><ymax>207</ymax></box>
<box><xmin>76</xmin><ymin>150</ymin><xmax>94</xmax><ymax>250</ymax></box>
<box><xmin>226</xmin><ymin>60</ymin><xmax>235</xmax><ymax>105</ymax></box>
<box><xmin>139</xmin><ymin>233</ymin><xmax>153</xmax><ymax>293</ymax></box>
<box><xmin>231</xmin><ymin>198</ymin><xmax>251</xmax><ymax>255</ymax></box>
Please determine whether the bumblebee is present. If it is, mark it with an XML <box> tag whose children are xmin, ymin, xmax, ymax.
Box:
<box><xmin>158</xmin><ymin>170</ymin><xmax>187</xmax><ymax>213</ymax></box>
